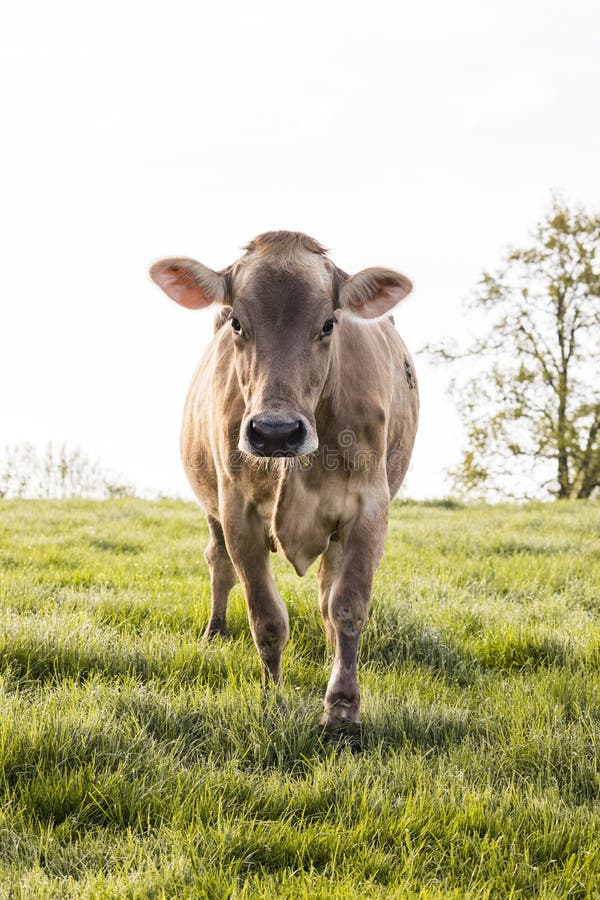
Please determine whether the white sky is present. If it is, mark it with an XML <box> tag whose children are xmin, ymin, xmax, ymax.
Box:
<box><xmin>2</xmin><ymin>0</ymin><xmax>599</xmax><ymax>498</ymax></box>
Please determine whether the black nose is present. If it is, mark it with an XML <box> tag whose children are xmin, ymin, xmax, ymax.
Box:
<box><xmin>247</xmin><ymin>417</ymin><xmax>306</xmax><ymax>456</ymax></box>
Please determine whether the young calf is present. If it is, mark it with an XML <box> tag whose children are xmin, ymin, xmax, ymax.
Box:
<box><xmin>150</xmin><ymin>231</ymin><xmax>418</xmax><ymax>730</ymax></box>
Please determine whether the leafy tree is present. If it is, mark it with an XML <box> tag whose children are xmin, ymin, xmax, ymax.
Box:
<box><xmin>431</xmin><ymin>195</ymin><xmax>600</xmax><ymax>500</ymax></box>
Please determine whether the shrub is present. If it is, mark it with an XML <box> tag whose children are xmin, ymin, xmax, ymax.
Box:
<box><xmin>0</xmin><ymin>443</ymin><xmax>135</xmax><ymax>499</ymax></box>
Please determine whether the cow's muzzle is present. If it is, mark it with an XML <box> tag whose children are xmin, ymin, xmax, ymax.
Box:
<box><xmin>244</xmin><ymin>415</ymin><xmax>310</xmax><ymax>457</ymax></box>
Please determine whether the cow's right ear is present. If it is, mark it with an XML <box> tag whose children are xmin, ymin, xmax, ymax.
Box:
<box><xmin>149</xmin><ymin>258</ymin><xmax>228</xmax><ymax>310</ymax></box>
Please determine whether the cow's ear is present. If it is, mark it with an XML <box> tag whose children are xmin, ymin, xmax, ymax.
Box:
<box><xmin>338</xmin><ymin>267</ymin><xmax>412</xmax><ymax>320</ymax></box>
<box><xmin>149</xmin><ymin>257</ymin><xmax>228</xmax><ymax>310</ymax></box>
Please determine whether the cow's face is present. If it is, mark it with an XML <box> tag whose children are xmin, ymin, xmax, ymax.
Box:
<box><xmin>225</xmin><ymin>256</ymin><xmax>340</xmax><ymax>457</ymax></box>
<box><xmin>150</xmin><ymin>232</ymin><xmax>412</xmax><ymax>457</ymax></box>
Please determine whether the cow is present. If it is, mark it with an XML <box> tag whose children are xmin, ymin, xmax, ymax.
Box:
<box><xmin>149</xmin><ymin>231</ymin><xmax>418</xmax><ymax>731</ymax></box>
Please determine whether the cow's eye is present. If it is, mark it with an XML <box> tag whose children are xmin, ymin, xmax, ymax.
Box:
<box><xmin>320</xmin><ymin>318</ymin><xmax>335</xmax><ymax>338</ymax></box>
<box><xmin>230</xmin><ymin>316</ymin><xmax>242</xmax><ymax>335</ymax></box>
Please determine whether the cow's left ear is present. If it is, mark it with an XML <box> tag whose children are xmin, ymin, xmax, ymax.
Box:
<box><xmin>338</xmin><ymin>267</ymin><xmax>413</xmax><ymax>320</ymax></box>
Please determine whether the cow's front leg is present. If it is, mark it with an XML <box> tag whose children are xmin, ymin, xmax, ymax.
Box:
<box><xmin>221</xmin><ymin>498</ymin><xmax>289</xmax><ymax>683</ymax></box>
<box><xmin>322</xmin><ymin>502</ymin><xmax>387</xmax><ymax>730</ymax></box>
<box><xmin>204</xmin><ymin>515</ymin><xmax>237</xmax><ymax>638</ymax></box>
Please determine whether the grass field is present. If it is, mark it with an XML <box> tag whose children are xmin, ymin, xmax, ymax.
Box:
<box><xmin>1</xmin><ymin>498</ymin><xmax>600</xmax><ymax>898</ymax></box>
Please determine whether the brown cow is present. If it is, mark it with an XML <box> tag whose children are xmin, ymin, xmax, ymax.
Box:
<box><xmin>150</xmin><ymin>232</ymin><xmax>418</xmax><ymax>731</ymax></box>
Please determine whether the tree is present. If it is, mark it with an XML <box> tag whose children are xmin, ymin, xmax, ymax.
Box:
<box><xmin>431</xmin><ymin>195</ymin><xmax>600</xmax><ymax>501</ymax></box>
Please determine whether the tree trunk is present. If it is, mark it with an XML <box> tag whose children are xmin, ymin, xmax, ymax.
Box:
<box><xmin>555</xmin><ymin>290</ymin><xmax>571</xmax><ymax>499</ymax></box>
<box><xmin>556</xmin><ymin>388</ymin><xmax>571</xmax><ymax>499</ymax></box>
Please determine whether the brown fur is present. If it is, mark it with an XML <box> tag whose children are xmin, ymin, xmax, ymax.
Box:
<box><xmin>150</xmin><ymin>232</ymin><xmax>419</xmax><ymax>729</ymax></box>
<box><xmin>243</xmin><ymin>231</ymin><xmax>329</xmax><ymax>258</ymax></box>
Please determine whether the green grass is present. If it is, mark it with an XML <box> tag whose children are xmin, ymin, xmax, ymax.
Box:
<box><xmin>1</xmin><ymin>498</ymin><xmax>600</xmax><ymax>898</ymax></box>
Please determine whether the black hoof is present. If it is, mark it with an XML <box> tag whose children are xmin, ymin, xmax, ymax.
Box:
<box><xmin>204</xmin><ymin>623</ymin><xmax>229</xmax><ymax>640</ymax></box>
<box><xmin>319</xmin><ymin>716</ymin><xmax>362</xmax><ymax>750</ymax></box>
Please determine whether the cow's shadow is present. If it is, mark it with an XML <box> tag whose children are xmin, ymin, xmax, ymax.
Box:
<box><xmin>313</xmin><ymin>694</ymin><xmax>478</xmax><ymax>755</ymax></box>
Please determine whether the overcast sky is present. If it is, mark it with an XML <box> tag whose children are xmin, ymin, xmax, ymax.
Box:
<box><xmin>2</xmin><ymin>0</ymin><xmax>599</xmax><ymax>498</ymax></box>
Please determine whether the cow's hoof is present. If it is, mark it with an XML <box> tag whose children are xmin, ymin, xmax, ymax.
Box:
<box><xmin>320</xmin><ymin>714</ymin><xmax>362</xmax><ymax>749</ymax></box>
<box><xmin>203</xmin><ymin>623</ymin><xmax>229</xmax><ymax>640</ymax></box>
<box><xmin>321</xmin><ymin>694</ymin><xmax>360</xmax><ymax>731</ymax></box>
<box><xmin>320</xmin><ymin>712</ymin><xmax>360</xmax><ymax>732</ymax></box>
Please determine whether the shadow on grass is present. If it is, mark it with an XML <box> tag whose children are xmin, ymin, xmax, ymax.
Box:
<box><xmin>159</xmin><ymin>699</ymin><xmax>477</xmax><ymax>766</ymax></box>
<box><xmin>362</xmin><ymin>609</ymin><xmax>475</xmax><ymax>684</ymax></box>
<box><xmin>88</xmin><ymin>539</ymin><xmax>144</xmax><ymax>555</ymax></box>
<box><xmin>0</xmin><ymin>634</ymin><xmax>246</xmax><ymax>688</ymax></box>
<box><xmin>362</xmin><ymin>605</ymin><xmax>576</xmax><ymax>681</ymax></box>
<box><xmin>490</xmin><ymin>540</ymin><xmax>564</xmax><ymax>557</ymax></box>
<box><xmin>2</xmin><ymin>610</ymin><xmax>578</xmax><ymax>705</ymax></box>
<box><xmin>321</xmin><ymin>702</ymin><xmax>478</xmax><ymax>756</ymax></box>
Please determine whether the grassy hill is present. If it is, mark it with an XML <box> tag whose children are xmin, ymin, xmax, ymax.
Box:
<box><xmin>1</xmin><ymin>498</ymin><xmax>599</xmax><ymax>898</ymax></box>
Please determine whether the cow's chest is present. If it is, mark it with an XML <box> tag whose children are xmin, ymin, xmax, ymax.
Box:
<box><xmin>235</xmin><ymin>443</ymin><xmax>375</xmax><ymax>576</ymax></box>
<box><xmin>268</xmin><ymin>466</ymin><xmax>357</xmax><ymax>576</ymax></box>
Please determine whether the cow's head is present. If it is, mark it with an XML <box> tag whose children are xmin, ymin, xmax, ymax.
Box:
<box><xmin>150</xmin><ymin>232</ymin><xmax>412</xmax><ymax>457</ymax></box>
